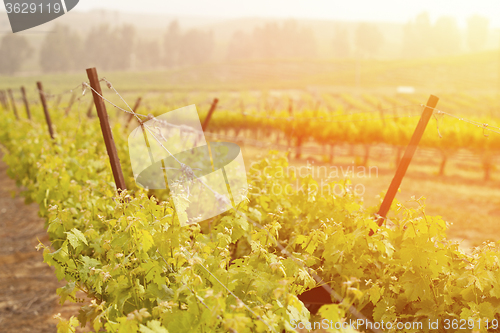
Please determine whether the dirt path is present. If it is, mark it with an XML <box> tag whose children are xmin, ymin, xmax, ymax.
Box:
<box><xmin>0</xmin><ymin>158</ymin><xmax>81</xmax><ymax>332</ymax></box>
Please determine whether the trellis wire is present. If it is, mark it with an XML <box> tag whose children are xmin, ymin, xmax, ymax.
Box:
<box><xmin>18</xmin><ymin>79</ymin><xmax>500</xmax><ymax>332</ymax></box>
<box><xmin>89</xmin><ymin>77</ymin><xmax>386</xmax><ymax>333</ymax></box>
<box><xmin>423</xmin><ymin>105</ymin><xmax>500</xmax><ymax>136</ymax></box>
<box><xmin>83</xmin><ymin>80</ymin><xmax>273</xmax><ymax>328</ymax></box>
<box><xmin>36</xmin><ymin>83</ymin><xmax>83</xmax><ymax>99</ymax></box>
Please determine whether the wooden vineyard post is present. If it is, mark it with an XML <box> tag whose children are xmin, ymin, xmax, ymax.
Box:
<box><xmin>369</xmin><ymin>95</ymin><xmax>439</xmax><ymax>236</ymax></box>
<box><xmin>0</xmin><ymin>90</ymin><xmax>8</xmax><ymax>110</ymax></box>
<box><xmin>202</xmin><ymin>98</ymin><xmax>219</xmax><ymax>131</ymax></box>
<box><xmin>7</xmin><ymin>89</ymin><xmax>19</xmax><ymax>120</ymax></box>
<box><xmin>125</xmin><ymin>97</ymin><xmax>142</xmax><ymax>129</ymax></box>
<box><xmin>20</xmin><ymin>86</ymin><xmax>31</xmax><ymax>120</ymax></box>
<box><xmin>86</xmin><ymin>67</ymin><xmax>126</xmax><ymax>191</ymax></box>
<box><xmin>37</xmin><ymin>82</ymin><xmax>55</xmax><ymax>139</ymax></box>
<box><xmin>65</xmin><ymin>92</ymin><xmax>76</xmax><ymax>116</ymax></box>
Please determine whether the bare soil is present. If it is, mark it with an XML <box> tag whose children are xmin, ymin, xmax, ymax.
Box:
<box><xmin>0</xmin><ymin>158</ymin><xmax>82</xmax><ymax>332</ymax></box>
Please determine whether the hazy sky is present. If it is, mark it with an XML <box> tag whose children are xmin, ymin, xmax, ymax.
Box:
<box><xmin>75</xmin><ymin>0</ymin><xmax>500</xmax><ymax>27</ymax></box>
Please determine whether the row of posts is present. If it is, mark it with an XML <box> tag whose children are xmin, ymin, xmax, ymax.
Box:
<box><xmin>1</xmin><ymin>74</ymin><xmax>441</xmax><ymax>315</ymax></box>
<box><xmin>0</xmin><ymin>69</ymin><xmax>436</xmax><ymax>238</ymax></box>
<box><xmin>0</xmin><ymin>68</ymin><xmax>219</xmax><ymax>193</ymax></box>
<box><xmin>0</xmin><ymin>70</ymin><xmax>136</xmax><ymax>191</ymax></box>
<box><xmin>0</xmin><ymin>79</ymin><xmax>144</xmax><ymax>141</ymax></box>
<box><xmin>0</xmin><ymin>83</ymin><xmax>59</xmax><ymax>139</ymax></box>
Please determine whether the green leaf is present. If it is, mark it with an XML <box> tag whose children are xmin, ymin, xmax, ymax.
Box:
<box><xmin>117</xmin><ymin>317</ymin><xmax>139</xmax><ymax>333</ymax></box>
<box><xmin>318</xmin><ymin>303</ymin><xmax>343</xmax><ymax>323</ymax></box>
<box><xmin>56</xmin><ymin>316</ymin><xmax>79</xmax><ymax>333</ymax></box>
<box><xmin>57</xmin><ymin>282</ymin><xmax>76</xmax><ymax>305</ymax></box>
<box><xmin>139</xmin><ymin>320</ymin><xmax>169</xmax><ymax>333</ymax></box>
<box><xmin>72</xmin><ymin>228</ymin><xmax>88</xmax><ymax>245</ymax></box>
<box><xmin>140</xmin><ymin>230</ymin><xmax>154</xmax><ymax>252</ymax></box>
<box><xmin>65</xmin><ymin>228</ymin><xmax>88</xmax><ymax>249</ymax></box>
<box><xmin>368</xmin><ymin>284</ymin><xmax>382</xmax><ymax>304</ymax></box>
<box><xmin>460</xmin><ymin>307</ymin><xmax>474</xmax><ymax>320</ymax></box>
<box><xmin>478</xmin><ymin>302</ymin><xmax>494</xmax><ymax>319</ymax></box>
<box><xmin>460</xmin><ymin>285</ymin><xmax>476</xmax><ymax>303</ymax></box>
<box><xmin>402</xmin><ymin>271</ymin><xmax>428</xmax><ymax>302</ymax></box>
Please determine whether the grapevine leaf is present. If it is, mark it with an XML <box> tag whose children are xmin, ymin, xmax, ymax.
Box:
<box><xmin>117</xmin><ymin>317</ymin><xmax>139</xmax><ymax>333</ymax></box>
<box><xmin>321</xmin><ymin>304</ymin><xmax>343</xmax><ymax>322</ymax></box>
<box><xmin>72</xmin><ymin>228</ymin><xmax>88</xmax><ymax>246</ymax></box>
<box><xmin>139</xmin><ymin>320</ymin><xmax>169</xmax><ymax>333</ymax></box>
<box><xmin>460</xmin><ymin>307</ymin><xmax>474</xmax><ymax>320</ymax></box>
<box><xmin>141</xmin><ymin>230</ymin><xmax>155</xmax><ymax>252</ymax></box>
<box><xmin>368</xmin><ymin>284</ymin><xmax>382</xmax><ymax>304</ymax></box>
<box><xmin>56</xmin><ymin>316</ymin><xmax>79</xmax><ymax>333</ymax></box>
<box><xmin>65</xmin><ymin>228</ymin><xmax>87</xmax><ymax>249</ymax></box>
<box><xmin>57</xmin><ymin>281</ymin><xmax>76</xmax><ymax>305</ymax></box>
<box><xmin>402</xmin><ymin>271</ymin><xmax>428</xmax><ymax>302</ymax></box>
<box><xmin>478</xmin><ymin>302</ymin><xmax>494</xmax><ymax>319</ymax></box>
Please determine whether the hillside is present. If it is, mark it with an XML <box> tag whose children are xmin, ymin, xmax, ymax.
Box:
<box><xmin>0</xmin><ymin>51</ymin><xmax>498</xmax><ymax>94</ymax></box>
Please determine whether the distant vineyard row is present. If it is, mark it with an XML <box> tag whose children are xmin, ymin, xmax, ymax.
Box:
<box><xmin>5</xmin><ymin>88</ymin><xmax>500</xmax><ymax>180</ymax></box>
<box><xmin>197</xmin><ymin>93</ymin><xmax>500</xmax><ymax>180</ymax></box>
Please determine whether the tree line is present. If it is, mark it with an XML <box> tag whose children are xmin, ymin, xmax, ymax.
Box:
<box><xmin>0</xmin><ymin>21</ymin><xmax>215</xmax><ymax>75</ymax></box>
<box><xmin>401</xmin><ymin>12</ymin><xmax>490</xmax><ymax>58</ymax></box>
<box><xmin>332</xmin><ymin>13</ymin><xmax>490</xmax><ymax>59</ymax></box>
<box><xmin>0</xmin><ymin>13</ymin><xmax>492</xmax><ymax>75</ymax></box>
